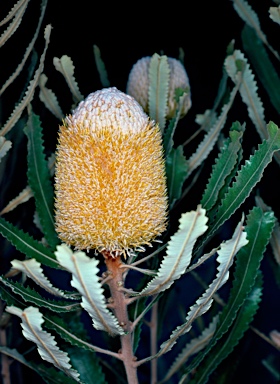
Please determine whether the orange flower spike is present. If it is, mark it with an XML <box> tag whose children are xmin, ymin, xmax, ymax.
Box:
<box><xmin>54</xmin><ymin>87</ymin><xmax>168</xmax><ymax>257</ymax></box>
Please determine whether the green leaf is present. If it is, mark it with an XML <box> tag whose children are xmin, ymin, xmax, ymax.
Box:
<box><xmin>68</xmin><ymin>346</ymin><xmax>107</xmax><ymax>384</ymax></box>
<box><xmin>165</xmin><ymin>145</ymin><xmax>188</xmax><ymax>208</ymax></box>
<box><xmin>183</xmin><ymin>206</ymin><xmax>274</xmax><ymax>378</ymax></box>
<box><xmin>24</xmin><ymin>111</ymin><xmax>59</xmax><ymax>250</ymax></box>
<box><xmin>0</xmin><ymin>216</ymin><xmax>59</xmax><ymax>269</ymax></box>
<box><xmin>189</xmin><ymin>273</ymin><xmax>263</xmax><ymax>384</ymax></box>
<box><xmin>0</xmin><ymin>277</ymin><xmax>80</xmax><ymax>312</ymax></box>
<box><xmin>241</xmin><ymin>25</ymin><xmax>280</xmax><ymax>115</ymax></box>
<box><xmin>200</xmin><ymin>123</ymin><xmax>243</xmax><ymax>211</ymax></box>
<box><xmin>205</xmin><ymin>121</ymin><xmax>280</xmax><ymax>241</ymax></box>
<box><xmin>93</xmin><ymin>45</ymin><xmax>110</xmax><ymax>88</ymax></box>
<box><xmin>148</xmin><ymin>53</ymin><xmax>170</xmax><ymax>132</ymax></box>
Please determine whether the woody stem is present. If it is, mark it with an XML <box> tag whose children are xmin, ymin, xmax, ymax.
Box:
<box><xmin>103</xmin><ymin>253</ymin><xmax>138</xmax><ymax>384</ymax></box>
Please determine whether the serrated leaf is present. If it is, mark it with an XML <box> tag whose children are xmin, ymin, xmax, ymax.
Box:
<box><xmin>0</xmin><ymin>216</ymin><xmax>59</xmax><ymax>269</ymax></box>
<box><xmin>0</xmin><ymin>346</ymin><xmax>79</xmax><ymax>384</ymax></box>
<box><xmin>148</xmin><ymin>53</ymin><xmax>170</xmax><ymax>132</ymax></box>
<box><xmin>0</xmin><ymin>24</ymin><xmax>51</xmax><ymax>136</ymax></box>
<box><xmin>165</xmin><ymin>145</ymin><xmax>188</xmax><ymax>208</ymax></box>
<box><xmin>44</xmin><ymin>314</ymin><xmax>121</xmax><ymax>360</ymax></box>
<box><xmin>0</xmin><ymin>276</ymin><xmax>79</xmax><ymax>312</ymax></box>
<box><xmin>6</xmin><ymin>306</ymin><xmax>81</xmax><ymax>382</ymax></box>
<box><xmin>186</xmin><ymin>79</ymin><xmax>241</xmax><ymax>177</ymax></box>
<box><xmin>93</xmin><ymin>45</ymin><xmax>110</xmax><ymax>88</ymax></box>
<box><xmin>136</xmin><ymin>206</ymin><xmax>208</xmax><ymax>297</ymax></box>
<box><xmin>232</xmin><ymin>0</ymin><xmax>280</xmax><ymax>60</ymax></box>
<box><xmin>0</xmin><ymin>0</ymin><xmax>48</xmax><ymax>95</ymax></box>
<box><xmin>163</xmin><ymin>92</ymin><xmax>189</xmax><ymax>155</ymax></box>
<box><xmin>11</xmin><ymin>258</ymin><xmax>78</xmax><ymax>299</ymax></box>
<box><xmin>225</xmin><ymin>49</ymin><xmax>267</xmax><ymax>140</ymax></box>
<box><xmin>39</xmin><ymin>74</ymin><xmax>64</xmax><ymax>120</ymax></box>
<box><xmin>241</xmin><ymin>25</ymin><xmax>280</xmax><ymax>116</ymax></box>
<box><xmin>189</xmin><ymin>273</ymin><xmax>262</xmax><ymax>384</ymax></box>
<box><xmin>24</xmin><ymin>110</ymin><xmax>59</xmax><ymax>249</ymax></box>
<box><xmin>162</xmin><ymin>314</ymin><xmax>219</xmax><ymax>383</ymax></box>
<box><xmin>55</xmin><ymin>244</ymin><xmax>124</xmax><ymax>336</ymax></box>
<box><xmin>0</xmin><ymin>186</ymin><xmax>33</xmax><ymax>215</ymax></box>
<box><xmin>200</xmin><ymin>123</ymin><xmax>243</xmax><ymax>211</ymax></box>
<box><xmin>53</xmin><ymin>55</ymin><xmax>83</xmax><ymax>104</ymax></box>
<box><xmin>183</xmin><ymin>206</ymin><xmax>274</xmax><ymax>378</ymax></box>
<box><xmin>158</xmin><ymin>217</ymin><xmax>248</xmax><ymax>356</ymax></box>
<box><xmin>0</xmin><ymin>0</ymin><xmax>29</xmax><ymax>47</ymax></box>
<box><xmin>205</xmin><ymin>121</ymin><xmax>280</xmax><ymax>242</ymax></box>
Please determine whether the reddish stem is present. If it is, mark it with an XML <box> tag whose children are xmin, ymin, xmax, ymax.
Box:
<box><xmin>103</xmin><ymin>252</ymin><xmax>139</xmax><ymax>384</ymax></box>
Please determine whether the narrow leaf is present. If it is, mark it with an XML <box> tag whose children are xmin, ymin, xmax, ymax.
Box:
<box><xmin>136</xmin><ymin>206</ymin><xmax>208</xmax><ymax>297</ymax></box>
<box><xmin>93</xmin><ymin>45</ymin><xmax>110</xmax><ymax>87</ymax></box>
<box><xmin>0</xmin><ymin>136</ymin><xmax>12</xmax><ymax>160</ymax></box>
<box><xmin>158</xmin><ymin>217</ymin><xmax>248</xmax><ymax>356</ymax></box>
<box><xmin>53</xmin><ymin>55</ymin><xmax>83</xmax><ymax>104</ymax></box>
<box><xmin>0</xmin><ymin>346</ymin><xmax>78</xmax><ymax>384</ymax></box>
<box><xmin>0</xmin><ymin>216</ymin><xmax>59</xmax><ymax>269</ymax></box>
<box><xmin>187</xmin><ymin>79</ymin><xmax>241</xmax><ymax>177</ymax></box>
<box><xmin>0</xmin><ymin>24</ymin><xmax>51</xmax><ymax>136</ymax></box>
<box><xmin>148</xmin><ymin>53</ymin><xmax>170</xmax><ymax>132</ymax></box>
<box><xmin>269</xmin><ymin>6</ymin><xmax>280</xmax><ymax>25</ymax></box>
<box><xmin>225</xmin><ymin>49</ymin><xmax>267</xmax><ymax>140</ymax></box>
<box><xmin>241</xmin><ymin>25</ymin><xmax>280</xmax><ymax>115</ymax></box>
<box><xmin>232</xmin><ymin>0</ymin><xmax>280</xmax><ymax>60</ymax></box>
<box><xmin>55</xmin><ymin>244</ymin><xmax>125</xmax><ymax>336</ymax></box>
<box><xmin>39</xmin><ymin>74</ymin><xmax>64</xmax><ymax>120</ymax></box>
<box><xmin>11</xmin><ymin>258</ymin><xmax>78</xmax><ymax>299</ymax></box>
<box><xmin>6</xmin><ymin>306</ymin><xmax>81</xmax><ymax>382</ymax></box>
<box><xmin>0</xmin><ymin>0</ymin><xmax>48</xmax><ymax>95</ymax></box>
<box><xmin>200</xmin><ymin>124</ymin><xmax>243</xmax><ymax>211</ymax></box>
<box><xmin>0</xmin><ymin>186</ymin><xmax>33</xmax><ymax>215</ymax></box>
<box><xmin>0</xmin><ymin>277</ymin><xmax>79</xmax><ymax>312</ymax></box>
<box><xmin>206</xmin><ymin>121</ymin><xmax>280</xmax><ymax>241</ymax></box>
<box><xmin>24</xmin><ymin>111</ymin><xmax>59</xmax><ymax>249</ymax></box>
<box><xmin>183</xmin><ymin>206</ymin><xmax>274</xmax><ymax>378</ymax></box>
<box><xmin>189</xmin><ymin>274</ymin><xmax>262</xmax><ymax>384</ymax></box>
<box><xmin>165</xmin><ymin>145</ymin><xmax>188</xmax><ymax>208</ymax></box>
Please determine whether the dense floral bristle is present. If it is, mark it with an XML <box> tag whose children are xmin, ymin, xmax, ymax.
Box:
<box><xmin>54</xmin><ymin>87</ymin><xmax>168</xmax><ymax>256</ymax></box>
<box><xmin>126</xmin><ymin>56</ymin><xmax>191</xmax><ymax>119</ymax></box>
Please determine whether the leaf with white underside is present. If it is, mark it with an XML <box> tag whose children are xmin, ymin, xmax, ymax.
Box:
<box><xmin>55</xmin><ymin>244</ymin><xmax>124</xmax><ymax>336</ymax></box>
<box><xmin>0</xmin><ymin>186</ymin><xmax>33</xmax><ymax>215</ymax></box>
<box><xmin>39</xmin><ymin>74</ymin><xmax>64</xmax><ymax>120</ymax></box>
<box><xmin>157</xmin><ymin>216</ymin><xmax>248</xmax><ymax>356</ymax></box>
<box><xmin>162</xmin><ymin>314</ymin><xmax>219</xmax><ymax>383</ymax></box>
<box><xmin>0</xmin><ymin>24</ymin><xmax>51</xmax><ymax>137</ymax></box>
<box><xmin>269</xmin><ymin>6</ymin><xmax>280</xmax><ymax>25</ymax></box>
<box><xmin>11</xmin><ymin>258</ymin><xmax>77</xmax><ymax>299</ymax></box>
<box><xmin>6</xmin><ymin>306</ymin><xmax>81</xmax><ymax>382</ymax></box>
<box><xmin>136</xmin><ymin>205</ymin><xmax>208</xmax><ymax>297</ymax></box>
<box><xmin>232</xmin><ymin>0</ymin><xmax>280</xmax><ymax>60</ymax></box>
<box><xmin>53</xmin><ymin>55</ymin><xmax>83</xmax><ymax>104</ymax></box>
<box><xmin>225</xmin><ymin>49</ymin><xmax>268</xmax><ymax>142</ymax></box>
<box><xmin>0</xmin><ymin>137</ymin><xmax>12</xmax><ymax>160</ymax></box>
<box><xmin>186</xmin><ymin>78</ymin><xmax>241</xmax><ymax>178</ymax></box>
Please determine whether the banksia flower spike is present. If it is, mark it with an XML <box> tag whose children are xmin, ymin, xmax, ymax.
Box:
<box><xmin>54</xmin><ymin>87</ymin><xmax>168</xmax><ymax>257</ymax></box>
<box><xmin>126</xmin><ymin>56</ymin><xmax>191</xmax><ymax>119</ymax></box>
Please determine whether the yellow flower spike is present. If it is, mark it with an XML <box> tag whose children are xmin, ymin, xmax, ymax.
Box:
<box><xmin>126</xmin><ymin>56</ymin><xmax>192</xmax><ymax>119</ymax></box>
<box><xmin>54</xmin><ymin>87</ymin><xmax>168</xmax><ymax>257</ymax></box>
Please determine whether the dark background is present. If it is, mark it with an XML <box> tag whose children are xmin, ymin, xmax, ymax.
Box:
<box><xmin>1</xmin><ymin>1</ymin><xmax>280</xmax><ymax>383</ymax></box>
